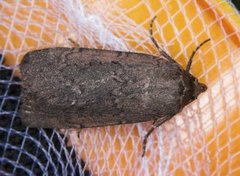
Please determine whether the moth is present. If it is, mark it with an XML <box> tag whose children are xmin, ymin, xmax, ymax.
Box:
<box><xmin>20</xmin><ymin>17</ymin><xmax>210</xmax><ymax>156</ymax></box>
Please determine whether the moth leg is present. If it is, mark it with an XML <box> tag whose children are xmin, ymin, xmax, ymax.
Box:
<box><xmin>149</xmin><ymin>16</ymin><xmax>177</xmax><ymax>63</ymax></box>
<box><xmin>68</xmin><ymin>128</ymin><xmax>82</xmax><ymax>138</ymax></box>
<box><xmin>68</xmin><ymin>38</ymin><xmax>80</xmax><ymax>47</ymax></box>
<box><xmin>142</xmin><ymin>117</ymin><xmax>169</xmax><ymax>157</ymax></box>
<box><xmin>66</xmin><ymin>122</ymin><xmax>82</xmax><ymax>138</ymax></box>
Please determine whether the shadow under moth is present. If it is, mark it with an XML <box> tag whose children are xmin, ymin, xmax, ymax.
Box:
<box><xmin>20</xmin><ymin>17</ymin><xmax>210</xmax><ymax>156</ymax></box>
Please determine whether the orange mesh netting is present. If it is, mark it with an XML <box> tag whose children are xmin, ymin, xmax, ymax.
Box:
<box><xmin>0</xmin><ymin>0</ymin><xmax>240</xmax><ymax>175</ymax></box>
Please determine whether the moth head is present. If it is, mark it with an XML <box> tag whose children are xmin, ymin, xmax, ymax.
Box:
<box><xmin>192</xmin><ymin>77</ymin><xmax>207</xmax><ymax>98</ymax></box>
<box><xmin>181</xmin><ymin>39</ymin><xmax>210</xmax><ymax>106</ymax></box>
<box><xmin>181</xmin><ymin>73</ymin><xmax>207</xmax><ymax>106</ymax></box>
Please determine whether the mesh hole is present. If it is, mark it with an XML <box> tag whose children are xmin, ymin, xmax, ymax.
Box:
<box><xmin>8</xmin><ymin>84</ymin><xmax>21</xmax><ymax>97</ymax></box>
<box><xmin>0</xmin><ymin>67</ymin><xmax>13</xmax><ymax>81</ymax></box>
<box><xmin>0</xmin><ymin>115</ymin><xmax>12</xmax><ymax>128</ymax></box>
<box><xmin>2</xmin><ymin>98</ymin><xmax>18</xmax><ymax>111</ymax></box>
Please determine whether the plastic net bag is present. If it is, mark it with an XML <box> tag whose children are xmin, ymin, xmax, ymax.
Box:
<box><xmin>0</xmin><ymin>0</ymin><xmax>240</xmax><ymax>175</ymax></box>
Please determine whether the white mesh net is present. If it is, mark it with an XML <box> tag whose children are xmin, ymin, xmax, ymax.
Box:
<box><xmin>0</xmin><ymin>0</ymin><xmax>240</xmax><ymax>175</ymax></box>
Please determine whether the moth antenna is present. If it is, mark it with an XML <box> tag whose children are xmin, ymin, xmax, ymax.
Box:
<box><xmin>150</xmin><ymin>16</ymin><xmax>177</xmax><ymax>63</ymax></box>
<box><xmin>150</xmin><ymin>16</ymin><xmax>161</xmax><ymax>53</ymax></box>
<box><xmin>142</xmin><ymin>117</ymin><xmax>168</xmax><ymax>157</ymax></box>
<box><xmin>186</xmin><ymin>39</ymin><xmax>211</xmax><ymax>73</ymax></box>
